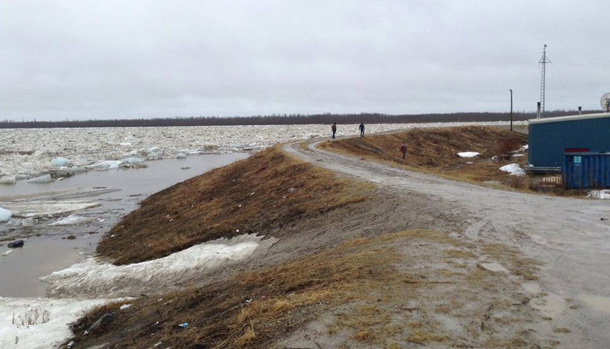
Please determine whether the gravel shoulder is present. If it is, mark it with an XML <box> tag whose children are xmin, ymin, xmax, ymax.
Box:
<box><xmin>284</xmin><ymin>139</ymin><xmax>610</xmax><ymax>348</ymax></box>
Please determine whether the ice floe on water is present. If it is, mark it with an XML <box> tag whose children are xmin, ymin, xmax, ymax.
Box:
<box><xmin>48</xmin><ymin>215</ymin><xmax>96</xmax><ymax>226</ymax></box>
<box><xmin>0</xmin><ymin>297</ymin><xmax>112</xmax><ymax>349</ymax></box>
<box><xmin>0</xmin><ymin>207</ymin><xmax>12</xmax><ymax>222</ymax></box>
<box><xmin>0</xmin><ymin>122</ymin><xmax>526</xmax><ymax>180</ymax></box>
<box><xmin>1</xmin><ymin>201</ymin><xmax>100</xmax><ymax>219</ymax></box>
<box><xmin>42</xmin><ymin>234</ymin><xmax>278</xmax><ymax>297</ymax></box>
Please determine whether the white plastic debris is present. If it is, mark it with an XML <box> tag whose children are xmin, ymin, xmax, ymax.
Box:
<box><xmin>27</xmin><ymin>174</ymin><xmax>53</xmax><ymax>183</ymax></box>
<box><xmin>0</xmin><ymin>207</ymin><xmax>12</xmax><ymax>222</ymax></box>
<box><xmin>457</xmin><ymin>152</ymin><xmax>480</xmax><ymax>158</ymax></box>
<box><xmin>499</xmin><ymin>163</ymin><xmax>525</xmax><ymax>176</ymax></box>
<box><xmin>119</xmin><ymin>304</ymin><xmax>132</xmax><ymax>310</ymax></box>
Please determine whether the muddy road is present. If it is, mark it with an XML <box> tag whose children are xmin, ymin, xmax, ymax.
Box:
<box><xmin>285</xmin><ymin>140</ymin><xmax>610</xmax><ymax>349</ymax></box>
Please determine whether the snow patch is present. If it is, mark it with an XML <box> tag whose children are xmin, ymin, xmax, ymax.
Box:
<box><xmin>499</xmin><ymin>163</ymin><xmax>525</xmax><ymax>176</ymax></box>
<box><xmin>588</xmin><ymin>190</ymin><xmax>610</xmax><ymax>199</ymax></box>
<box><xmin>0</xmin><ymin>297</ymin><xmax>112</xmax><ymax>349</ymax></box>
<box><xmin>42</xmin><ymin>234</ymin><xmax>276</xmax><ymax>297</ymax></box>
<box><xmin>457</xmin><ymin>152</ymin><xmax>479</xmax><ymax>158</ymax></box>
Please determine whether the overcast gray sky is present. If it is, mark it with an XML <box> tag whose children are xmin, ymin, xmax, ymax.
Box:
<box><xmin>1</xmin><ymin>0</ymin><xmax>609</xmax><ymax>121</ymax></box>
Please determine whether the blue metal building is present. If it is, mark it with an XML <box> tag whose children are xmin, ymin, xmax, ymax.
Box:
<box><xmin>528</xmin><ymin>113</ymin><xmax>610</xmax><ymax>172</ymax></box>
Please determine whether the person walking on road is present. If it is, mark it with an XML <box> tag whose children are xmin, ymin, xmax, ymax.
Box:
<box><xmin>359</xmin><ymin>123</ymin><xmax>365</xmax><ymax>137</ymax></box>
<box><xmin>331</xmin><ymin>122</ymin><xmax>337</xmax><ymax>139</ymax></box>
<box><xmin>400</xmin><ymin>143</ymin><xmax>407</xmax><ymax>159</ymax></box>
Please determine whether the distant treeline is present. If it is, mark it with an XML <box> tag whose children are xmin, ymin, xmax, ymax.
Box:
<box><xmin>0</xmin><ymin>110</ymin><xmax>600</xmax><ymax>129</ymax></box>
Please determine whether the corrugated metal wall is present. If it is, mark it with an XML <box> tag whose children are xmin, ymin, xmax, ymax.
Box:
<box><xmin>529</xmin><ymin>115</ymin><xmax>610</xmax><ymax>168</ymax></box>
<box><xmin>563</xmin><ymin>153</ymin><xmax>610</xmax><ymax>189</ymax></box>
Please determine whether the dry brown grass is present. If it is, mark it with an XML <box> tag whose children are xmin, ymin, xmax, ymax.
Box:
<box><xmin>320</xmin><ymin>126</ymin><xmax>534</xmax><ymax>188</ymax></box>
<box><xmin>69</xmin><ymin>228</ymin><xmax>543</xmax><ymax>348</ymax></box>
<box><xmin>69</xmin><ymin>230</ymin><xmax>419</xmax><ymax>348</ymax></box>
<box><xmin>97</xmin><ymin>146</ymin><xmax>372</xmax><ymax>264</ymax></box>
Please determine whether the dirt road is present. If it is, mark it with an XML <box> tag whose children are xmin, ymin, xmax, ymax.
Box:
<box><xmin>285</xmin><ymin>140</ymin><xmax>610</xmax><ymax>348</ymax></box>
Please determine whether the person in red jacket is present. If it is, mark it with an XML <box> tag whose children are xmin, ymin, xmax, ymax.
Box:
<box><xmin>400</xmin><ymin>143</ymin><xmax>407</xmax><ymax>159</ymax></box>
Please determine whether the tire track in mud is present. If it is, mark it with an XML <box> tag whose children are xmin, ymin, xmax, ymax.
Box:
<box><xmin>284</xmin><ymin>139</ymin><xmax>610</xmax><ymax>348</ymax></box>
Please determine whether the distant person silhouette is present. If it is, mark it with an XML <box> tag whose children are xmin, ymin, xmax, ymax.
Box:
<box><xmin>400</xmin><ymin>143</ymin><xmax>407</xmax><ymax>159</ymax></box>
<box><xmin>359</xmin><ymin>123</ymin><xmax>365</xmax><ymax>137</ymax></box>
<box><xmin>331</xmin><ymin>122</ymin><xmax>337</xmax><ymax>139</ymax></box>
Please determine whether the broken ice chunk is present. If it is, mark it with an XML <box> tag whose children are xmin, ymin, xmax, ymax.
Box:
<box><xmin>121</xmin><ymin>157</ymin><xmax>145</xmax><ymax>164</ymax></box>
<box><xmin>50</xmin><ymin>157</ymin><xmax>70</xmax><ymax>167</ymax></box>
<box><xmin>50</xmin><ymin>215</ymin><xmax>96</xmax><ymax>226</ymax></box>
<box><xmin>0</xmin><ymin>207</ymin><xmax>12</xmax><ymax>222</ymax></box>
<box><xmin>27</xmin><ymin>174</ymin><xmax>54</xmax><ymax>183</ymax></box>
<box><xmin>0</xmin><ymin>176</ymin><xmax>17</xmax><ymax>185</ymax></box>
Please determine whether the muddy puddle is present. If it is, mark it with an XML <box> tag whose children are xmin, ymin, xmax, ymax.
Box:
<box><xmin>0</xmin><ymin>153</ymin><xmax>247</xmax><ymax>297</ymax></box>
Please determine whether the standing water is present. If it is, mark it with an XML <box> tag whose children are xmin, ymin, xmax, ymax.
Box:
<box><xmin>0</xmin><ymin>153</ymin><xmax>248</xmax><ymax>297</ymax></box>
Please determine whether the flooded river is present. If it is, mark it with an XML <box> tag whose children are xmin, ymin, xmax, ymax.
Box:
<box><xmin>0</xmin><ymin>153</ymin><xmax>247</xmax><ymax>297</ymax></box>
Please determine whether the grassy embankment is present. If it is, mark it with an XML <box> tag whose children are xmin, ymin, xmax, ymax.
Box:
<box><xmin>320</xmin><ymin>126</ymin><xmax>537</xmax><ymax>190</ymax></box>
<box><xmin>71</xmin><ymin>229</ymin><xmax>542</xmax><ymax>348</ymax></box>
<box><xmin>97</xmin><ymin>146</ymin><xmax>371</xmax><ymax>265</ymax></box>
<box><xmin>68</xmin><ymin>143</ymin><xmax>547</xmax><ymax>348</ymax></box>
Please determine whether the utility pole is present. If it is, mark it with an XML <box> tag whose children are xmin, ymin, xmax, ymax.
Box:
<box><xmin>539</xmin><ymin>44</ymin><xmax>551</xmax><ymax>117</ymax></box>
<box><xmin>510</xmin><ymin>89</ymin><xmax>513</xmax><ymax>132</ymax></box>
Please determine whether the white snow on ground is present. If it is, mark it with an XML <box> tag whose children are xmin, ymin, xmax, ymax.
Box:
<box><xmin>0</xmin><ymin>207</ymin><xmax>11</xmax><ymax>222</ymax></box>
<box><xmin>588</xmin><ymin>190</ymin><xmax>610</xmax><ymax>199</ymax></box>
<box><xmin>499</xmin><ymin>163</ymin><xmax>525</xmax><ymax>176</ymax></box>
<box><xmin>457</xmin><ymin>152</ymin><xmax>480</xmax><ymax>158</ymax></box>
<box><xmin>0</xmin><ymin>122</ymin><xmax>526</xmax><ymax>179</ymax></box>
<box><xmin>41</xmin><ymin>234</ymin><xmax>276</xmax><ymax>297</ymax></box>
<box><xmin>49</xmin><ymin>215</ymin><xmax>96</xmax><ymax>226</ymax></box>
<box><xmin>0</xmin><ymin>297</ymin><xmax>111</xmax><ymax>349</ymax></box>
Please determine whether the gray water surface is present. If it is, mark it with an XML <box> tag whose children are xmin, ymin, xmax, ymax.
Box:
<box><xmin>0</xmin><ymin>153</ymin><xmax>247</xmax><ymax>297</ymax></box>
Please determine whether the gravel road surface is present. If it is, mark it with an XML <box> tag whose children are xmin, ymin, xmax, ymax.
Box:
<box><xmin>285</xmin><ymin>139</ymin><xmax>610</xmax><ymax>348</ymax></box>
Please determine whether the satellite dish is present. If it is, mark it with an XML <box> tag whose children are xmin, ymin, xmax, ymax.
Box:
<box><xmin>602</xmin><ymin>93</ymin><xmax>610</xmax><ymax>112</ymax></box>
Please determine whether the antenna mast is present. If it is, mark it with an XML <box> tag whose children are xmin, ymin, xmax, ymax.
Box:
<box><xmin>538</xmin><ymin>44</ymin><xmax>551</xmax><ymax>117</ymax></box>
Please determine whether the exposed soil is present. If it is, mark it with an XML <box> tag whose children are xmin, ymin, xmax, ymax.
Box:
<box><xmin>284</xmin><ymin>135</ymin><xmax>610</xmax><ymax>348</ymax></box>
<box><xmin>70</xmin><ymin>228</ymin><xmax>543</xmax><ymax>348</ymax></box>
<box><xmin>319</xmin><ymin>126</ymin><xmax>532</xmax><ymax>190</ymax></box>
<box><xmin>63</xmin><ymin>127</ymin><xmax>610</xmax><ymax>348</ymax></box>
<box><xmin>97</xmin><ymin>146</ymin><xmax>372</xmax><ymax>265</ymax></box>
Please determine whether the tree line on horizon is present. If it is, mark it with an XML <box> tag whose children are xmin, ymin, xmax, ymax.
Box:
<box><xmin>0</xmin><ymin>110</ymin><xmax>600</xmax><ymax>129</ymax></box>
